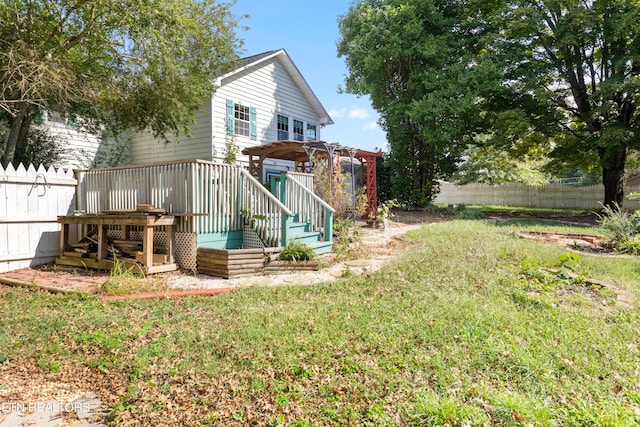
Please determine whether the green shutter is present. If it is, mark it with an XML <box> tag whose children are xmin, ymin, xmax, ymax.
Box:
<box><xmin>226</xmin><ymin>99</ymin><xmax>234</xmax><ymax>136</ymax></box>
<box><xmin>250</xmin><ymin>107</ymin><xmax>257</xmax><ymax>141</ymax></box>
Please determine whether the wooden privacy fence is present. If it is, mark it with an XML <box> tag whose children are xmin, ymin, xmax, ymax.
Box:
<box><xmin>434</xmin><ymin>181</ymin><xmax>640</xmax><ymax>210</ymax></box>
<box><xmin>0</xmin><ymin>163</ymin><xmax>78</xmax><ymax>273</ymax></box>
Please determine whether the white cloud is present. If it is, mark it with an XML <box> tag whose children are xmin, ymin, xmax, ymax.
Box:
<box><xmin>348</xmin><ymin>107</ymin><xmax>369</xmax><ymax>120</ymax></box>
<box><xmin>329</xmin><ymin>106</ymin><xmax>370</xmax><ymax>120</ymax></box>
<box><xmin>328</xmin><ymin>107</ymin><xmax>347</xmax><ymax>118</ymax></box>
<box><xmin>363</xmin><ymin>121</ymin><xmax>379</xmax><ymax>131</ymax></box>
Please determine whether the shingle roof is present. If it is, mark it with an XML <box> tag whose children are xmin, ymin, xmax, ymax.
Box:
<box><xmin>238</xmin><ymin>50</ymin><xmax>281</xmax><ymax>68</ymax></box>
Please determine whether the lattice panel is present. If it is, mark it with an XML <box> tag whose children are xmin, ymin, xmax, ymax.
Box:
<box><xmin>106</xmin><ymin>229</ymin><xmax>123</xmax><ymax>240</ymax></box>
<box><xmin>175</xmin><ymin>232</ymin><xmax>197</xmax><ymax>272</ymax></box>
<box><xmin>243</xmin><ymin>225</ymin><xmax>264</xmax><ymax>249</ymax></box>
<box><xmin>105</xmin><ymin>226</ymin><xmax>197</xmax><ymax>272</ymax></box>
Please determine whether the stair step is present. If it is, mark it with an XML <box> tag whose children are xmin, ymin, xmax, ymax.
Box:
<box><xmin>289</xmin><ymin>222</ymin><xmax>309</xmax><ymax>233</ymax></box>
<box><xmin>290</xmin><ymin>231</ymin><xmax>321</xmax><ymax>245</ymax></box>
<box><xmin>307</xmin><ymin>240</ymin><xmax>333</xmax><ymax>255</ymax></box>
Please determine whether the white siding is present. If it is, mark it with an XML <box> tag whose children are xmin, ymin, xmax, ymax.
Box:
<box><xmin>130</xmin><ymin>97</ymin><xmax>213</xmax><ymax>165</ymax></box>
<box><xmin>212</xmin><ymin>57</ymin><xmax>324</xmax><ymax>165</ymax></box>
<box><xmin>39</xmin><ymin>121</ymin><xmax>101</xmax><ymax>169</ymax></box>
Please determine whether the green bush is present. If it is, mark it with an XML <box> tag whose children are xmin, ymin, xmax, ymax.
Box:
<box><xmin>598</xmin><ymin>203</ymin><xmax>640</xmax><ymax>253</ymax></box>
<box><xmin>278</xmin><ymin>241</ymin><xmax>316</xmax><ymax>262</ymax></box>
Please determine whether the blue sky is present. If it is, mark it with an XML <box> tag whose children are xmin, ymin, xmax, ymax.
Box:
<box><xmin>231</xmin><ymin>1</ymin><xmax>388</xmax><ymax>153</ymax></box>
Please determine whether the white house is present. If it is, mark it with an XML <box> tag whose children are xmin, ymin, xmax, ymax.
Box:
<box><xmin>30</xmin><ymin>110</ymin><xmax>106</xmax><ymax>169</ymax></box>
<box><xmin>129</xmin><ymin>49</ymin><xmax>334</xmax><ymax>180</ymax></box>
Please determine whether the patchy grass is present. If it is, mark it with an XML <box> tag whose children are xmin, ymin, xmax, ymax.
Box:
<box><xmin>1</xmin><ymin>220</ymin><xmax>640</xmax><ymax>426</ymax></box>
<box><xmin>494</xmin><ymin>218</ymin><xmax>598</xmax><ymax>235</ymax></box>
<box><xmin>468</xmin><ymin>205</ymin><xmax>596</xmax><ymax>216</ymax></box>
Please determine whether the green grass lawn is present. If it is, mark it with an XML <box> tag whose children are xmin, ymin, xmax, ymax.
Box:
<box><xmin>1</xmin><ymin>219</ymin><xmax>640</xmax><ymax>426</ymax></box>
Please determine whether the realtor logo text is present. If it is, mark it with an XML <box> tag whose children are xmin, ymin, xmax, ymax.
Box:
<box><xmin>1</xmin><ymin>401</ymin><xmax>91</xmax><ymax>413</ymax></box>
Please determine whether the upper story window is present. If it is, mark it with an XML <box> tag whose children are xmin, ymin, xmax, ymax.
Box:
<box><xmin>234</xmin><ymin>104</ymin><xmax>250</xmax><ymax>137</ymax></box>
<box><xmin>293</xmin><ymin>119</ymin><xmax>304</xmax><ymax>141</ymax></box>
<box><xmin>33</xmin><ymin>109</ymin><xmax>79</xmax><ymax>130</ymax></box>
<box><xmin>277</xmin><ymin>114</ymin><xmax>289</xmax><ymax>140</ymax></box>
<box><xmin>226</xmin><ymin>99</ymin><xmax>257</xmax><ymax>140</ymax></box>
<box><xmin>306</xmin><ymin>124</ymin><xmax>317</xmax><ymax>141</ymax></box>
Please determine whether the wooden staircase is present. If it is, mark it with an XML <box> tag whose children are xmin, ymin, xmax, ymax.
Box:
<box><xmin>286</xmin><ymin>218</ymin><xmax>333</xmax><ymax>255</ymax></box>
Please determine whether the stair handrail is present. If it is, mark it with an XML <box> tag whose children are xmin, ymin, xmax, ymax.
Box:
<box><xmin>283</xmin><ymin>174</ymin><xmax>335</xmax><ymax>242</ymax></box>
<box><xmin>240</xmin><ymin>169</ymin><xmax>293</xmax><ymax>216</ymax></box>
<box><xmin>286</xmin><ymin>174</ymin><xmax>335</xmax><ymax>213</ymax></box>
<box><xmin>240</xmin><ymin>169</ymin><xmax>293</xmax><ymax>247</ymax></box>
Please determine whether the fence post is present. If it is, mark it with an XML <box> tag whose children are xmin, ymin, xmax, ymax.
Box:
<box><xmin>279</xmin><ymin>172</ymin><xmax>287</xmax><ymax>206</ymax></box>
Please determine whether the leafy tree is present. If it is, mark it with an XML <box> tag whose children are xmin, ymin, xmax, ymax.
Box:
<box><xmin>454</xmin><ymin>145</ymin><xmax>551</xmax><ymax>185</ymax></box>
<box><xmin>0</xmin><ymin>0</ymin><xmax>242</xmax><ymax>167</ymax></box>
<box><xmin>339</xmin><ymin>0</ymin><xmax>640</xmax><ymax>207</ymax></box>
<box><xmin>337</xmin><ymin>0</ymin><xmax>501</xmax><ymax>206</ymax></box>
<box><xmin>0</xmin><ymin>118</ymin><xmax>64</xmax><ymax>167</ymax></box>
<box><xmin>480</xmin><ymin>0</ymin><xmax>640</xmax><ymax>206</ymax></box>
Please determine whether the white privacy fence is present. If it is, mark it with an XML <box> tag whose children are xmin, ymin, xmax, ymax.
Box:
<box><xmin>0</xmin><ymin>163</ymin><xmax>78</xmax><ymax>273</ymax></box>
<box><xmin>434</xmin><ymin>181</ymin><xmax>640</xmax><ymax>210</ymax></box>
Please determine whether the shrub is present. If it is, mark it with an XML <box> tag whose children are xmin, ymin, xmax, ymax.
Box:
<box><xmin>598</xmin><ymin>203</ymin><xmax>640</xmax><ymax>253</ymax></box>
<box><xmin>278</xmin><ymin>241</ymin><xmax>316</xmax><ymax>262</ymax></box>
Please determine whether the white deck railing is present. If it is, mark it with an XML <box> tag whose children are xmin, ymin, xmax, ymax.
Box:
<box><xmin>282</xmin><ymin>174</ymin><xmax>335</xmax><ymax>241</ymax></box>
<box><xmin>286</xmin><ymin>171</ymin><xmax>314</xmax><ymax>192</ymax></box>
<box><xmin>79</xmin><ymin>160</ymin><xmax>232</xmax><ymax>233</ymax></box>
<box><xmin>240</xmin><ymin>169</ymin><xmax>293</xmax><ymax>247</ymax></box>
<box><xmin>79</xmin><ymin>160</ymin><xmax>295</xmax><ymax>245</ymax></box>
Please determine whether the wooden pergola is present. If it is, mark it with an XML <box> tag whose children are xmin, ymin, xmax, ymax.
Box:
<box><xmin>242</xmin><ymin>140</ymin><xmax>383</xmax><ymax>217</ymax></box>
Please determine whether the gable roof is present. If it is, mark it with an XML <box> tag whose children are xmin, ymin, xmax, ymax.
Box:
<box><xmin>216</xmin><ymin>49</ymin><xmax>334</xmax><ymax>126</ymax></box>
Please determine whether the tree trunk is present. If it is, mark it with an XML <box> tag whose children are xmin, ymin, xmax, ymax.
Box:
<box><xmin>2</xmin><ymin>105</ymin><xmax>27</xmax><ymax>168</ymax></box>
<box><xmin>15</xmin><ymin>113</ymin><xmax>33</xmax><ymax>162</ymax></box>
<box><xmin>600</xmin><ymin>144</ymin><xmax>627</xmax><ymax>209</ymax></box>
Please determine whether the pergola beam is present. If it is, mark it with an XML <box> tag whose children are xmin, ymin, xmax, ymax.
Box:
<box><xmin>242</xmin><ymin>140</ymin><xmax>382</xmax><ymax>217</ymax></box>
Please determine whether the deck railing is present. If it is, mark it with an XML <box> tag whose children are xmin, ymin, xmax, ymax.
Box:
<box><xmin>285</xmin><ymin>171</ymin><xmax>314</xmax><ymax>192</ymax></box>
<box><xmin>79</xmin><ymin>160</ymin><xmax>320</xmax><ymax>247</ymax></box>
<box><xmin>240</xmin><ymin>169</ymin><xmax>293</xmax><ymax>247</ymax></box>
<box><xmin>277</xmin><ymin>173</ymin><xmax>334</xmax><ymax>242</ymax></box>
<box><xmin>193</xmin><ymin>162</ymin><xmax>241</xmax><ymax>234</ymax></box>
<box><xmin>80</xmin><ymin>160</ymin><xmax>246</xmax><ymax>234</ymax></box>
